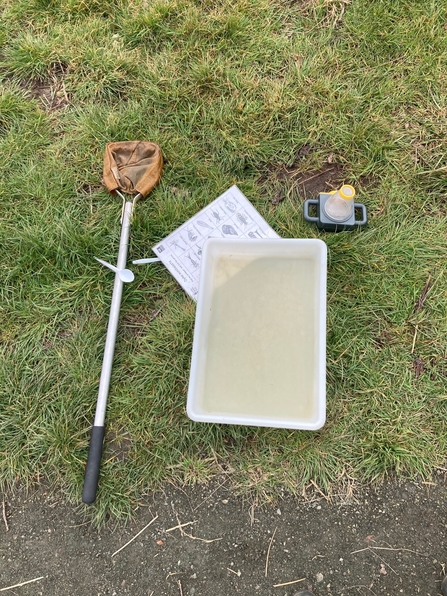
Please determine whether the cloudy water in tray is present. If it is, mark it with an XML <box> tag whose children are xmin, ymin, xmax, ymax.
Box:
<box><xmin>201</xmin><ymin>255</ymin><xmax>318</xmax><ymax>421</ymax></box>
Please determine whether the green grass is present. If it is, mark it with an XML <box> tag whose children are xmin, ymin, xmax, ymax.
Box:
<box><xmin>1</xmin><ymin>0</ymin><xmax>447</xmax><ymax>523</ymax></box>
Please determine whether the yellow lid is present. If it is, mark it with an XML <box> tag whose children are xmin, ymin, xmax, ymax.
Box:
<box><xmin>339</xmin><ymin>185</ymin><xmax>355</xmax><ymax>200</ymax></box>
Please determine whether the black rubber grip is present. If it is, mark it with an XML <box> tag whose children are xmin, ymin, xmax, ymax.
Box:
<box><xmin>82</xmin><ymin>425</ymin><xmax>105</xmax><ymax>504</ymax></box>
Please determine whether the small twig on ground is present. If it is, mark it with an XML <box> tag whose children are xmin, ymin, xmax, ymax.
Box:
<box><xmin>351</xmin><ymin>546</ymin><xmax>427</xmax><ymax>556</ymax></box>
<box><xmin>171</xmin><ymin>503</ymin><xmax>186</xmax><ymax>537</ymax></box>
<box><xmin>265</xmin><ymin>527</ymin><xmax>277</xmax><ymax>577</ymax></box>
<box><xmin>411</xmin><ymin>324</ymin><xmax>418</xmax><ymax>354</ymax></box>
<box><xmin>192</xmin><ymin>478</ymin><xmax>228</xmax><ymax>511</ymax></box>
<box><xmin>273</xmin><ymin>578</ymin><xmax>306</xmax><ymax>588</ymax></box>
<box><xmin>60</xmin><ymin>80</ymin><xmax>69</xmax><ymax>104</ymax></box>
<box><xmin>227</xmin><ymin>567</ymin><xmax>241</xmax><ymax>576</ymax></box>
<box><xmin>415</xmin><ymin>274</ymin><xmax>432</xmax><ymax>312</ymax></box>
<box><xmin>183</xmin><ymin>531</ymin><xmax>222</xmax><ymax>544</ymax></box>
<box><xmin>2</xmin><ymin>501</ymin><xmax>8</xmax><ymax>532</ymax></box>
<box><xmin>168</xmin><ymin>505</ymin><xmax>220</xmax><ymax>543</ymax></box>
<box><xmin>418</xmin><ymin>165</ymin><xmax>447</xmax><ymax>175</ymax></box>
<box><xmin>67</xmin><ymin>521</ymin><xmax>90</xmax><ymax>528</ymax></box>
<box><xmin>149</xmin><ymin>306</ymin><xmax>163</xmax><ymax>322</ymax></box>
<box><xmin>111</xmin><ymin>515</ymin><xmax>158</xmax><ymax>557</ymax></box>
<box><xmin>166</xmin><ymin>521</ymin><xmax>196</xmax><ymax>533</ymax></box>
<box><xmin>249</xmin><ymin>496</ymin><xmax>258</xmax><ymax>526</ymax></box>
<box><xmin>367</xmin><ymin>548</ymin><xmax>398</xmax><ymax>576</ymax></box>
<box><xmin>0</xmin><ymin>577</ymin><xmax>44</xmax><ymax>592</ymax></box>
<box><xmin>249</xmin><ymin>504</ymin><xmax>255</xmax><ymax>525</ymax></box>
<box><xmin>177</xmin><ymin>579</ymin><xmax>183</xmax><ymax>596</ymax></box>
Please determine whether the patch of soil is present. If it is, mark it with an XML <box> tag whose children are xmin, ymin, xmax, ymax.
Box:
<box><xmin>2</xmin><ymin>478</ymin><xmax>447</xmax><ymax>595</ymax></box>
<box><xmin>261</xmin><ymin>148</ymin><xmax>378</xmax><ymax>205</ymax></box>
<box><xmin>20</xmin><ymin>64</ymin><xmax>70</xmax><ymax>112</ymax></box>
<box><xmin>265</xmin><ymin>162</ymin><xmax>346</xmax><ymax>205</ymax></box>
<box><xmin>27</xmin><ymin>80</ymin><xmax>68</xmax><ymax>111</ymax></box>
<box><xmin>412</xmin><ymin>357</ymin><xmax>425</xmax><ymax>378</ymax></box>
<box><xmin>288</xmin><ymin>163</ymin><xmax>346</xmax><ymax>201</ymax></box>
<box><xmin>372</xmin><ymin>329</ymin><xmax>397</xmax><ymax>350</ymax></box>
<box><xmin>78</xmin><ymin>183</ymin><xmax>104</xmax><ymax>196</ymax></box>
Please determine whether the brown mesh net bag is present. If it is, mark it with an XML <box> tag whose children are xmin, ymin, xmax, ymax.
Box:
<box><xmin>103</xmin><ymin>141</ymin><xmax>163</xmax><ymax>198</ymax></box>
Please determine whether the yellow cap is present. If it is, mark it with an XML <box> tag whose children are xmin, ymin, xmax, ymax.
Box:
<box><xmin>339</xmin><ymin>185</ymin><xmax>355</xmax><ymax>200</ymax></box>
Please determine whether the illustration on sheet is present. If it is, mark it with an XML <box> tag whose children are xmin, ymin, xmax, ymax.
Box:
<box><xmin>153</xmin><ymin>185</ymin><xmax>279</xmax><ymax>300</ymax></box>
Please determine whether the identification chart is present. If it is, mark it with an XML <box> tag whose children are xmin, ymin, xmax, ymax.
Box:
<box><xmin>153</xmin><ymin>185</ymin><xmax>279</xmax><ymax>300</ymax></box>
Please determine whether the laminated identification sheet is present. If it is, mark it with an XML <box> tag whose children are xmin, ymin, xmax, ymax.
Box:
<box><xmin>153</xmin><ymin>185</ymin><xmax>279</xmax><ymax>300</ymax></box>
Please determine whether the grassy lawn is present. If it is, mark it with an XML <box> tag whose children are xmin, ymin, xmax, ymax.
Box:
<box><xmin>1</xmin><ymin>0</ymin><xmax>447</xmax><ymax>523</ymax></box>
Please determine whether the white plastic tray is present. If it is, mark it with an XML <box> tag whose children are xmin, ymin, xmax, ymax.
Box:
<box><xmin>187</xmin><ymin>238</ymin><xmax>327</xmax><ymax>430</ymax></box>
